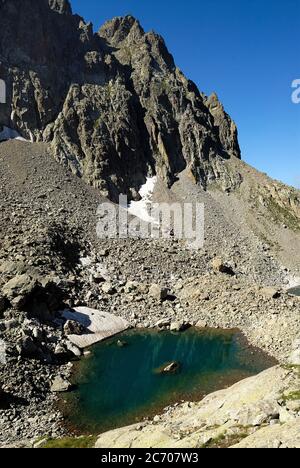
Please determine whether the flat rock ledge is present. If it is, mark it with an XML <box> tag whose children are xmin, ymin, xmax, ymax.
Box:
<box><xmin>62</xmin><ymin>307</ymin><xmax>129</xmax><ymax>349</ymax></box>
<box><xmin>94</xmin><ymin>366</ymin><xmax>300</xmax><ymax>449</ymax></box>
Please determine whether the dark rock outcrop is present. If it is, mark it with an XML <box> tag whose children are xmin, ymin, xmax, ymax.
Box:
<box><xmin>0</xmin><ymin>1</ymin><xmax>242</xmax><ymax>201</ymax></box>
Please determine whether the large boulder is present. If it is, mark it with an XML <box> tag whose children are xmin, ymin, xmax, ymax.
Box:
<box><xmin>2</xmin><ymin>274</ymin><xmax>65</xmax><ymax>319</ymax></box>
<box><xmin>2</xmin><ymin>274</ymin><xmax>38</xmax><ymax>309</ymax></box>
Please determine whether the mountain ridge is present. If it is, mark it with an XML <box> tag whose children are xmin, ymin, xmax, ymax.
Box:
<box><xmin>0</xmin><ymin>0</ymin><xmax>242</xmax><ymax>201</ymax></box>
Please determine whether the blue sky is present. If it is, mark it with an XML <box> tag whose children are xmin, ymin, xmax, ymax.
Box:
<box><xmin>72</xmin><ymin>0</ymin><xmax>300</xmax><ymax>187</ymax></box>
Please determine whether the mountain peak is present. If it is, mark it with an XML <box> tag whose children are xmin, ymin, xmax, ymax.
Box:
<box><xmin>98</xmin><ymin>15</ymin><xmax>144</xmax><ymax>44</ymax></box>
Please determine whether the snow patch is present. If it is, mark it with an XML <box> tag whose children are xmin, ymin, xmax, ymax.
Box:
<box><xmin>0</xmin><ymin>126</ymin><xmax>30</xmax><ymax>142</ymax></box>
<box><xmin>128</xmin><ymin>176</ymin><xmax>157</xmax><ymax>224</ymax></box>
<box><xmin>61</xmin><ymin>307</ymin><xmax>129</xmax><ymax>349</ymax></box>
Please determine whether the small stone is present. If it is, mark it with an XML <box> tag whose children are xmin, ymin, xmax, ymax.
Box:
<box><xmin>102</xmin><ymin>282</ymin><xmax>117</xmax><ymax>295</ymax></box>
<box><xmin>155</xmin><ymin>318</ymin><xmax>171</xmax><ymax>328</ymax></box>
<box><xmin>196</xmin><ymin>320</ymin><xmax>207</xmax><ymax>328</ymax></box>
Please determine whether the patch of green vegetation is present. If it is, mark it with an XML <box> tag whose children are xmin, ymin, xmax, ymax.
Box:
<box><xmin>282</xmin><ymin>391</ymin><xmax>300</xmax><ymax>402</ymax></box>
<box><xmin>200</xmin><ymin>431</ymin><xmax>249</xmax><ymax>449</ymax></box>
<box><xmin>282</xmin><ymin>364</ymin><xmax>300</xmax><ymax>374</ymax></box>
<box><xmin>41</xmin><ymin>436</ymin><xmax>97</xmax><ymax>449</ymax></box>
<box><xmin>266</xmin><ymin>197</ymin><xmax>300</xmax><ymax>231</ymax></box>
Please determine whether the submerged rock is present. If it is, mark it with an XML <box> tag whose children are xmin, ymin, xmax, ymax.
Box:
<box><xmin>156</xmin><ymin>361</ymin><xmax>181</xmax><ymax>375</ymax></box>
<box><xmin>117</xmin><ymin>340</ymin><xmax>128</xmax><ymax>348</ymax></box>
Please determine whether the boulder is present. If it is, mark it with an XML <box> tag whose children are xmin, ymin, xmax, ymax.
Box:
<box><xmin>170</xmin><ymin>321</ymin><xmax>186</xmax><ymax>332</ymax></box>
<box><xmin>65</xmin><ymin>340</ymin><xmax>82</xmax><ymax>357</ymax></box>
<box><xmin>195</xmin><ymin>320</ymin><xmax>208</xmax><ymax>328</ymax></box>
<box><xmin>149</xmin><ymin>284</ymin><xmax>168</xmax><ymax>301</ymax></box>
<box><xmin>50</xmin><ymin>375</ymin><xmax>72</xmax><ymax>393</ymax></box>
<box><xmin>2</xmin><ymin>274</ymin><xmax>37</xmax><ymax>309</ymax></box>
<box><xmin>212</xmin><ymin>258</ymin><xmax>235</xmax><ymax>276</ymax></box>
<box><xmin>160</xmin><ymin>362</ymin><xmax>181</xmax><ymax>374</ymax></box>
<box><xmin>155</xmin><ymin>318</ymin><xmax>171</xmax><ymax>328</ymax></box>
<box><xmin>64</xmin><ymin>320</ymin><xmax>86</xmax><ymax>336</ymax></box>
<box><xmin>261</xmin><ymin>287</ymin><xmax>281</xmax><ymax>299</ymax></box>
<box><xmin>102</xmin><ymin>282</ymin><xmax>117</xmax><ymax>295</ymax></box>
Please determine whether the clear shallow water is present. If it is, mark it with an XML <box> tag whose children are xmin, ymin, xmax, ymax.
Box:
<box><xmin>288</xmin><ymin>286</ymin><xmax>300</xmax><ymax>296</ymax></box>
<box><xmin>65</xmin><ymin>328</ymin><xmax>276</xmax><ymax>434</ymax></box>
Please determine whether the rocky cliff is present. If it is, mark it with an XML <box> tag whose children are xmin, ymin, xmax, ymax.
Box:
<box><xmin>0</xmin><ymin>0</ymin><xmax>242</xmax><ymax>200</ymax></box>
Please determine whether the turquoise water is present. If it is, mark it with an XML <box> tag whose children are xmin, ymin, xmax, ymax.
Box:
<box><xmin>66</xmin><ymin>328</ymin><xmax>276</xmax><ymax>434</ymax></box>
<box><xmin>288</xmin><ymin>286</ymin><xmax>300</xmax><ymax>296</ymax></box>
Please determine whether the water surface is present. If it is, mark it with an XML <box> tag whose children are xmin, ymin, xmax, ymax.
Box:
<box><xmin>288</xmin><ymin>286</ymin><xmax>300</xmax><ymax>296</ymax></box>
<box><xmin>66</xmin><ymin>328</ymin><xmax>276</xmax><ymax>434</ymax></box>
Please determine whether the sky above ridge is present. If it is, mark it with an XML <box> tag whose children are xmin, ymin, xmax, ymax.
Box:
<box><xmin>71</xmin><ymin>0</ymin><xmax>300</xmax><ymax>188</ymax></box>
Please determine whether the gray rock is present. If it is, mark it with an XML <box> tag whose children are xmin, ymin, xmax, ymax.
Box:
<box><xmin>155</xmin><ymin>318</ymin><xmax>171</xmax><ymax>328</ymax></box>
<box><xmin>149</xmin><ymin>284</ymin><xmax>168</xmax><ymax>302</ymax></box>
<box><xmin>170</xmin><ymin>321</ymin><xmax>186</xmax><ymax>332</ymax></box>
<box><xmin>195</xmin><ymin>320</ymin><xmax>208</xmax><ymax>329</ymax></box>
<box><xmin>102</xmin><ymin>283</ymin><xmax>117</xmax><ymax>295</ymax></box>
<box><xmin>50</xmin><ymin>375</ymin><xmax>72</xmax><ymax>393</ymax></box>
<box><xmin>212</xmin><ymin>258</ymin><xmax>235</xmax><ymax>275</ymax></box>
<box><xmin>2</xmin><ymin>274</ymin><xmax>37</xmax><ymax>307</ymax></box>
<box><xmin>65</xmin><ymin>340</ymin><xmax>82</xmax><ymax>357</ymax></box>
<box><xmin>261</xmin><ymin>287</ymin><xmax>281</xmax><ymax>299</ymax></box>
<box><xmin>64</xmin><ymin>320</ymin><xmax>86</xmax><ymax>336</ymax></box>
